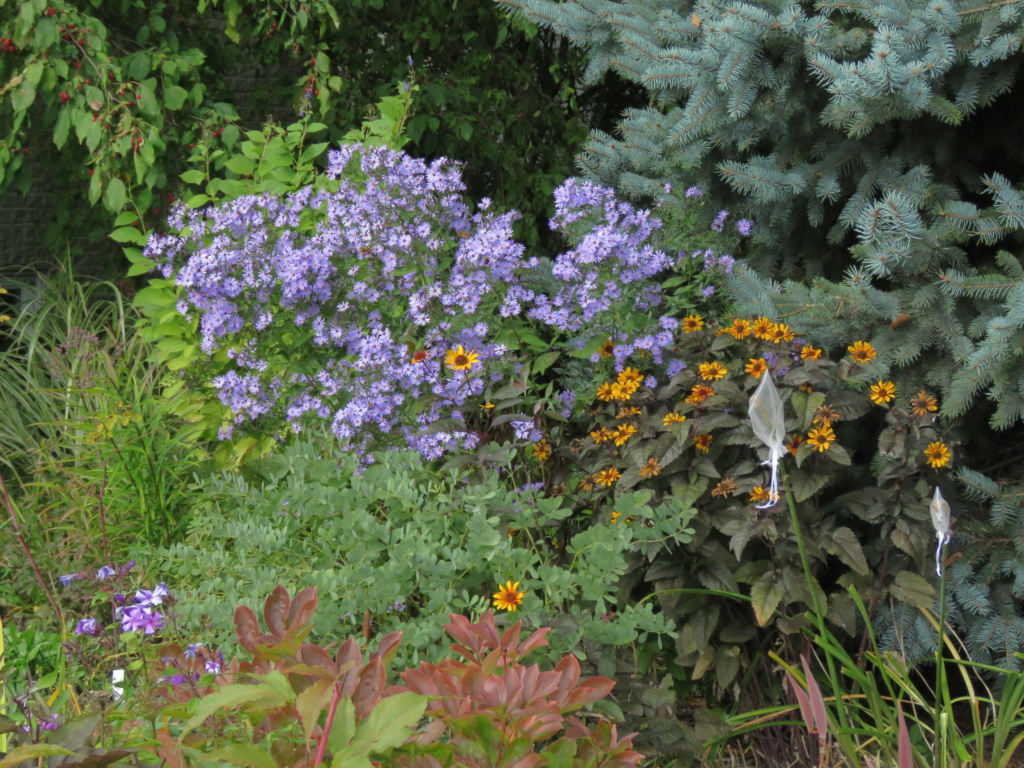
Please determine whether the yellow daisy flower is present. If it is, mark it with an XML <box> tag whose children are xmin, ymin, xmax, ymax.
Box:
<box><xmin>752</xmin><ymin>317</ymin><xmax>774</xmax><ymax>340</ymax></box>
<box><xmin>594</xmin><ymin>467</ymin><xmax>622</xmax><ymax>486</ymax></box>
<box><xmin>745</xmin><ymin>358</ymin><xmax>768</xmax><ymax>379</ymax></box>
<box><xmin>613</xmin><ymin>424</ymin><xmax>637</xmax><ymax>446</ymax></box>
<box><xmin>596</xmin><ymin>382</ymin><xmax>616</xmax><ymax>401</ymax></box>
<box><xmin>847</xmin><ymin>340</ymin><xmax>877</xmax><ymax>364</ymax></box>
<box><xmin>800</xmin><ymin>344</ymin><xmax>823</xmax><ymax>361</ymax></box>
<box><xmin>681</xmin><ymin>314</ymin><xmax>704</xmax><ymax>333</ymax></box>
<box><xmin>807</xmin><ymin>426</ymin><xmax>836</xmax><ymax>452</ymax></box>
<box><xmin>685</xmin><ymin>384</ymin><xmax>715</xmax><ymax>405</ymax></box>
<box><xmin>924</xmin><ymin>441</ymin><xmax>951</xmax><ymax>468</ymax></box>
<box><xmin>729</xmin><ymin>319</ymin><xmax>752</xmax><ymax>339</ymax></box>
<box><xmin>869</xmin><ymin>380</ymin><xmax>896</xmax><ymax>405</ymax></box>
<box><xmin>493</xmin><ymin>581</ymin><xmax>525</xmax><ymax>612</ymax></box>
<box><xmin>445</xmin><ymin>345</ymin><xmax>480</xmax><ymax>371</ymax></box>
<box><xmin>698</xmin><ymin>362</ymin><xmax>728</xmax><ymax>381</ymax></box>
<box><xmin>693</xmin><ymin>433</ymin><xmax>713</xmax><ymax>452</ymax></box>
<box><xmin>598</xmin><ymin>338</ymin><xmax>615</xmax><ymax>358</ymax></box>
<box><xmin>532</xmin><ymin>440</ymin><xmax>551</xmax><ymax>460</ymax></box>
<box><xmin>911</xmin><ymin>390</ymin><xmax>938</xmax><ymax>416</ymax></box>
<box><xmin>590</xmin><ymin>427</ymin><xmax>615</xmax><ymax>444</ymax></box>
<box><xmin>663</xmin><ymin>412</ymin><xmax>687</xmax><ymax>426</ymax></box>
<box><xmin>767</xmin><ymin>323</ymin><xmax>795</xmax><ymax>344</ymax></box>
<box><xmin>749</xmin><ymin>486</ymin><xmax>772</xmax><ymax>505</ymax></box>
<box><xmin>711</xmin><ymin>478</ymin><xmax>738</xmax><ymax>498</ymax></box>
<box><xmin>617</xmin><ymin>367</ymin><xmax>644</xmax><ymax>387</ymax></box>
<box><xmin>616</xmin><ymin>407</ymin><xmax>642</xmax><ymax>418</ymax></box>
<box><xmin>639</xmin><ymin>457</ymin><xmax>662</xmax><ymax>478</ymax></box>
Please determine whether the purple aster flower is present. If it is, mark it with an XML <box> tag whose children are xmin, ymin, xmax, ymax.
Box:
<box><xmin>702</xmin><ymin>285</ymin><xmax>716</xmax><ymax>297</ymax></box>
<box><xmin>75</xmin><ymin>618</ymin><xmax>99</xmax><ymax>636</ymax></box>
<box><xmin>685</xmin><ymin>186</ymin><xmax>703</xmax><ymax>198</ymax></box>
<box><xmin>666</xmin><ymin>360</ymin><xmax>687</xmax><ymax>377</ymax></box>
<box><xmin>644</xmin><ymin>376</ymin><xmax>658</xmax><ymax>389</ymax></box>
<box><xmin>711</xmin><ymin>210</ymin><xmax>729</xmax><ymax>233</ymax></box>
<box><xmin>736</xmin><ymin>218</ymin><xmax>754</xmax><ymax>235</ymax></box>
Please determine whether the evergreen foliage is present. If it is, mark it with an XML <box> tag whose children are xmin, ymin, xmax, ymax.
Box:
<box><xmin>500</xmin><ymin>0</ymin><xmax>1024</xmax><ymax>427</ymax></box>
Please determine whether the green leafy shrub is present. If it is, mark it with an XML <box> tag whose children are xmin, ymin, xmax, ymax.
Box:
<box><xmin>148</xmin><ymin>440</ymin><xmax>676</xmax><ymax>671</ymax></box>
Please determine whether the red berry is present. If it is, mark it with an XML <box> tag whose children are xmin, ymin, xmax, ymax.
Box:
<box><xmin>87</xmin><ymin>170</ymin><xmax>94</xmax><ymax>176</ymax></box>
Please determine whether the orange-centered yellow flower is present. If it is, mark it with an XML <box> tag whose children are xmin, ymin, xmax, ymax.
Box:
<box><xmin>617</xmin><ymin>367</ymin><xmax>644</xmax><ymax>387</ymax></box>
<box><xmin>591</xmin><ymin>428</ymin><xmax>615</xmax><ymax>444</ymax></box>
<box><xmin>924</xmin><ymin>441</ymin><xmax>951</xmax><ymax>468</ymax></box>
<box><xmin>847</xmin><ymin>341</ymin><xmax>877</xmax><ymax>364</ymax></box>
<box><xmin>752</xmin><ymin>317</ymin><xmax>774</xmax><ymax>340</ymax></box>
<box><xmin>749</xmin><ymin>486</ymin><xmax>772</xmax><ymax>505</ymax></box>
<box><xmin>807</xmin><ymin>426</ymin><xmax>836</xmax><ymax>452</ymax></box>
<box><xmin>767</xmin><ymin>323</ymin><xmax>795</xmax><ymax>343</ymax></box>
<box><xmin>745</xmin><ymin>358</ymin><xmax>768</xmax><ymax>379</ymax></box>
<box><xmin>532</xmin><ymin>440</ymin><xmax>551</xmax><ymax>460</ymax></box>
<box><xmin>800</xmin><ymin>344</ymin><xmax>823</xmax><ymax>361</ymax></box>
<box><xmin>616</xmin><ymin>407</ymin><xmax>642</xmax><ymax>418</ymax></box>
<box><xmin>869</xmin><ymin>380</ymin><xmax>896</xmax><ymax>405</ymax></box>
<box><xmin>493</xmin><ymin>581</ymin><xmax>525</xmax><ymax>611</ymax></box>
<box><xmin>681</xmin><ymin>314</ymin><xmax>704</xmax><ymax>333</ymax></box>
<box><xmin>663</xmin><ymin>412</ymin><xmax>687</xmax><ymax>426</ymax></box>
<box><xmin>594</xmin><ymin>467</ymin><xmax>622</xmax><ymax>486</ymax></box>
<box><xmin>598</xmin><ymin>338</ymin><xmax>615</xmax><ymax>358</ymax></box>
<box><xmin>698</xmin><ymin>362</ymin><xmax>728</xmax><ymax>381</ymax></box>
<box><xmin>596</xmin><ymin>382</ymin><xmax>616</xmax><ymax>401</ymax></box>
<box><xmin>711</xmin><ymin>478</ymin><xmax>738</xmax><ymax>498</ymax></box>
<box><xmin>911</xmin><ymin>390</ymin><xmax>938</xmax><ymax>416</ymax></box>
<box><xmin>693</xmin><ymin>433</ymin><xmax>713</xmax><ymax>452</ymax></box>
<box><xmin>445</xmin><ymin>345</ymin><xmax>479</xmax><ymax>371</ymax></box>
<box><xmin>639</xmin><ymin>457</ymin><xmax>662</xmax><ymax>478</ymax></box>
<box><xmin>685</xmin><ymin>384</ymin><xmax>715</xmax><ymax>405</ymax></box>
<box><xmin>613</xmin><ymin>424</ymin><xmax>637</xmax><ymax>446</ymax></box>
<box><xmin>729</xmin><ymin>319</ymin><xmax>752</xmax><ymax>339</ymax></box>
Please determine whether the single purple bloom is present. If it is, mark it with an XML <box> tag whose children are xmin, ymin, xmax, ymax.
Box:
<box><xmin>184</xmin><ymin>643</ymin><xmax>204</xmax><ymax>660</ymax></box>
<box><xmin>75</xmin><ymin>618</ymin><xmax>99</xmax><ymax>636</ymax></box>
<box><xmin>736</xmin><ymin>218</ymin><xmax>754</xmax><ymax>235</ymax></box>
<box><xmin>135</xmin><ymin>582</ymin><xmax>169</xmax><ymax>608</ymax></box>
<box><xmin>96</xmin><ymin>565</ymin><xmax>115</xmax><ymax>580</ymax></box>
<box><xmin>702</xmin><ymin>285</ymin><xmax>716</xmax><ymax>297</ymax></box>
<box><xmin>711</xmin><ymin>210</ymin><xmax>729</xmax><ymax>233</ymax></box>
<box><xmin>59</xmin><ymin>574</ymin><xmax>78</xmax><ymax>587</ymax></box>
<box><xmin>205</xmin><ymin>660</ymin><xmax>222</xmax><ymax>674</ymax></box>
<box><xmin>644</xmin><ymin>376</ymin><xmax>658</xmax><ymax>389</ymax></box>
<box><xmin>685</xmin><ymin>186</ymin><xmax>703</xmax><ymax>198</ymax></box>
<box><xmin>666</xmin><ymin>360</ymin><xmax>687</xmax><ymax>377</ymax></box>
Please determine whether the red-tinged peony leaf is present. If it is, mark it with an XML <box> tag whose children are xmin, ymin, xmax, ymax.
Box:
<box><xmin>335</xmin><ymin>638</ymin><xmax>363</xmax><ymax>696</ymax></box>
<box><xmin>287</xmin><ymin>587</ymin><xmax>318</xmax><ymax>629</ymax></box>
<box><xmin>500</xmin><ymin>620</ymin><xmax>523</xmax><ymax>654</ymax></box>
<box><xmin>297</xmin><ymin>643</ymin><xmax>336</xmax><ymax>676</ymax></box>
<box><xmin>554</xmin><ymin>655</ymin><xmax>581</xmax><ymax>708</ymax></box>
<box><xmin>516</xmin><ymin>627</ymin><xmax>551</xmax><ymax>658</ymax></box>
<box><xmin>234</xmin><ymin>605</ymin><xmax>262</xmax><ymax>652</ymax></box>
<box><xmin>353</xmin><ymin>656</ymin><xmax>385</xmax><ymax>720</ymax></box>
<box><xmin>264</xmin><ymin>584</ymin><xmax>291</xmax><ymax>637</ymax></box>
<box><xmin>566</xmin><ymin>677</ymin><xmax>616</xmax><ymax>710</ymax></box>
<box><xmin>374</xmin><ymin>631</ymin><xmax>403</xmax><ymax>667</ymax></box>
<box><xmin>397</xmin><ymin>667</ymin><xmax>441</xmax><ymax>699</ymax></box>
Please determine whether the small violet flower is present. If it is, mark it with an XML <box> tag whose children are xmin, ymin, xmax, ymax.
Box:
<box><xmin>96</xmin><ymin>565</ymin><xmax>115</xmax><ymax>580</ymax></box>
<box><xmin>75</xmin><ymin>618</ymin><xmax>99</xmax><ymax>636</ymax></box>
<box><xmin>59</xmin><ymin>574</ymin><xmax>78</xmax><ymax>587</ymax></box>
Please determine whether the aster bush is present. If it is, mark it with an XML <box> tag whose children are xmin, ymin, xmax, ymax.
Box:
<box><xmin>135</xmin><ymin>143</ymin><xmax>750</xmax><ymax>469</ymax></box>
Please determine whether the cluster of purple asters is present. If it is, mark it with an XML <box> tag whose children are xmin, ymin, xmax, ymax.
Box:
<box><xmin>145</xmin><ymin>144</ymin><xmax>738</xmax><ymax>463</ymax></box>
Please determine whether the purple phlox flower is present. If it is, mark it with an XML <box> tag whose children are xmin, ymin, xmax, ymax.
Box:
<box><xmin>75</xmin><ymin>618</ymin><xmax>99</xmax><ymax>636</ymax></box>
<box><xmin>59</xmin><ymin>574</ymin><xmax>79</xmax><ymax>587</ymax></box>
<box><xmin>736</xmin><ymin>218</ymin><xmax>754</xmax><ymax>236</ymax></box>
<box><xmin>96</xmin><ymin>565</ymin><xmax>115</xmax><ymax>580</ymax></box>
<box><xmin>184</xmin><ymin>643</ymin><xmax>204</xmax><ymax>660</ymax></box>
<box><xmin>685</xmin><ymin>186</ymin><xmax>703</xmax><ymax>198</ymax></box>
<box><xmin>121</xmin><ymin>605</ymin><xmax>165</xmax><ymax>635</ymax></box>
<box><xmin>135</xmin><ymin>582</ymin><xmax>170</xmax><ymax>608</ymax></box>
